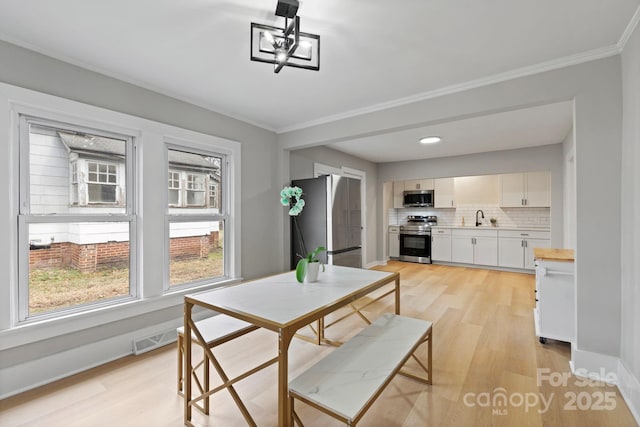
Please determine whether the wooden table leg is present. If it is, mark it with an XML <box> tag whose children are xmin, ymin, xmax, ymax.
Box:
<box><xmin>395</xmin><ymin>275</ymin><xmax>401</xmax><ymax>315</ymax></box>
<box><xmin>184</xmin><ymin>301</ymin><xmax>193</xmax><ymax>426</ymax></box>
<box><xmin>278</xmin><ymin>328</ymin><xmax>295</xmax><ymax>427</ymax></box>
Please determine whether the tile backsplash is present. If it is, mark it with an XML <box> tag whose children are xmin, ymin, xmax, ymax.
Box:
<box><xmin>389</xmin><ymin>205</ymin><xmax>550</xmax><ymax>229</ymax></box>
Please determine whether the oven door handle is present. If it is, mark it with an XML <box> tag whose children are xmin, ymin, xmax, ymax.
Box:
<box><xmin>400</xmin><ymin>232</ymin><xmax>431</xmax><ymax>236</ymax></box>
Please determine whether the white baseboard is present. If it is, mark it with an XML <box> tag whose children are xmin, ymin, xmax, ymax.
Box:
<box><xmin>571</xmin><ymin>346</ymin><xmax>620</xmax><ymax>383</ymax></box>
<box><xmin>571</xmin><ymin>347</ymin><xmax>640</xmax><ymax>425</ymax></box>
<box><xmin>0</xmin><ymin>316</ymin><xmax>190</xmax><ymax>399</ymax></box>
<box><xmin>365</xmin><ymin>260</ymin><xmax>386</xmax><ymax>268</ymax></box>
<box><xmin>618</xmin><ymin>360</ymin><xmax>640</xmax><ymax>425</ymax></box>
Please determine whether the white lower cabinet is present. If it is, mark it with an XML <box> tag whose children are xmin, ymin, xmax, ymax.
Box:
<box><xmin>451</xmin><ymin>229</ymin><xmax>498</xmax><ymax>266</ymax></box>
<box><xmin>431</xmin><ymin>228</ymin><xmax>451</xmax><ymax>262</ymax></box>
<box><xmin>498</xmin><ymin>230</ymin><xmax>551</xmax><ymax>270</ymax></box>
<box><xmin>388</xmin><ymin>226</ymin><xmax>400</xmax><ymax>259</ymax></box>
<box><xmin>535</xmin><ymin>258</ymin><xmax>575</xmax><ymax>343</ymax></box>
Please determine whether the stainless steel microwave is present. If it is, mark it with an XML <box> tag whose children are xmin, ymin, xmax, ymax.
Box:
<box><xmin>403</xmin><ymin>190</ymin><xmax>434</xmax><ymax>207</ymax></box>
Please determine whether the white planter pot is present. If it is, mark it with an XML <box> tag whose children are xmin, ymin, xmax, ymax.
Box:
<box><xmin>305</xmin><ymin>262</ymin><xmax>320</xmax><ymax>283</ymax></box>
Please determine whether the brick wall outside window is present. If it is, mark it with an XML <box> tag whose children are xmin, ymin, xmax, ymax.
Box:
<box><xmin>29</xmin><ymin>232</ymin><xmax>220</xmax><ymax>272</ymax></box>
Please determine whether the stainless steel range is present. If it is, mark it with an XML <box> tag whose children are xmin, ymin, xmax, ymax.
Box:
<box><xmin>399</xmin><ymin>215</ymin><xmax>437</xmax><ymax>264</ymax></box>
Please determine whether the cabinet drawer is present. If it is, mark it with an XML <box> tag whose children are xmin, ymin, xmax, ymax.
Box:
<box><xmin>452</xmin><ymin>228</ymin><xmax>497</xmax><ymax>238</ymax></box>
<box><xmin>431</xmin><ymin>228</ymin><xmax>451</xmax><ymax>236</ymax></box>
<box><xmin>499</xmin><ymin>229</ymin><xmax>550</xmax><ymax>239</ymax></box>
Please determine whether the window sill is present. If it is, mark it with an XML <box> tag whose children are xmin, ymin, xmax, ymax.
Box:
<box><xmin>0</xmin><ymin>276</ymin><xmax>242</xmax><ymax>351</ymax></box>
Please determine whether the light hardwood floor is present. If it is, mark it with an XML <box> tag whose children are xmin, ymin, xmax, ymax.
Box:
<box><xmin>1</xmin><ymin>262</ymin><xmax>637</xmax><ymax>426</ymax></box>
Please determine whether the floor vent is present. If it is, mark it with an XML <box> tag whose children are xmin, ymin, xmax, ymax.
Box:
<box><xmin>133</xmin><ymin>329</ymin><xmax>177</xmax><ymax>355</ymax></box>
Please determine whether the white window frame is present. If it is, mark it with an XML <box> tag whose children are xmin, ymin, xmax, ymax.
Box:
<box><xmin>168</xmin><ymin>170</ymin><xmax>182</xmax><ymax>207</ymax></box>
<box><xmin>0</xmin><ymin>82</ymin><xmax>241</xmax><ymax>352</ymax></box>
<box><xmin>209</xmin><ymin>182</ymin><xmax>219</xmax><ymax>209</ymax></box>
<box><xmin>17</xmin><ymin>115</ymin><xmax>137</xmax><ymax>322</ymax></box>
<box><xmin>165</xmin><ymin>143</ymin><xmax>230</xmax><ymax>291</ymax></box>
<box><xmin>184</xmin><ymin>173</ymin><xmax>206</xmax><ymax>207</ymax></box>
<box><xmin>86</xmin><ymin>160</ymin><xmax>119</xmax><ymax>204</ymax></box>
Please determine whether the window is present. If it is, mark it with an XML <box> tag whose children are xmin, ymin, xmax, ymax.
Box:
<box><xmin>167</xmin><ymin>147</ymin><xmax>226</xmax><ymax>288</ymax></box>
<box><xmin>185</xmin><ymin>173</ymin><xmax>206</xmax><ymax>206</ymax></box>
<box><xmin>18</xmin><ymin>117</ymin><xmax>136</xmax><ymax>320</ymax></box>
<box><xmin>168</xmin><ymin>170</ymin><xmax>181</xmax><ymax>206</ymax></box>
<box><xmin>4</xmin><ymin>84</ymin><xmax>240</xmax><ymax>349</ymax></box>
<box><xmin>70</xmin><ymin>161</ymin><xmax>78</xmax><ymax>205</ymax></box>
<box><xmin>87</xmin><ymin>161</ymin><xmax>117</xmax><ymax>203</ymax></box>
<box><xmin>209</xmin><ymin>182</ymin><xmax>218</xmax><ymax>209</ymax></box>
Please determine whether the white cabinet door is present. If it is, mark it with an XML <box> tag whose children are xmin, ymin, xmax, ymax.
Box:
<box><xmin>392</xmin><ymin>181</ymin><xmax>404</xmax><ymax>208</ymax></box>
<box><xmin>498</xmin><ymin>237</ymin><xmax>525</xmax><ymax>268</ymax></box>
<box><xmin>431</xmin><ymin>233</ymin><xmax>452</xmax><ymax>262</ymax></box>
<box><xmin>474</xmin><ymin>236</ymin><xmax>498</xmax><ymax>266</ymax></box>
<box><xmin>404</xmin><ymin>179</ymin><xmax>419</xmax><ymax>190</ymax></box>
<box><xmin>536</xmin><ymin>259</ymin><xmax>575</xmax><ymax>342</ymax></box>
<box><xmin>525</xmin><ymin>172</ymin><xmax>550</xmax><ymax>207</ymax></box>
<box><xmin>501</xmin><ymin>172</ymin><xmax>551</xmax><ymax>207</ymax></box>
<box><xmin>404</xmin><ymin>179</ymin><xmax>434</xmax><ymax>191</ymax></box>
<box><xmin>451</xmin><ymin>235</ymin><xmax>474</xmax><ymax>264</ymax></box>
<box><xmin>388</xmin><ymin>231</ymin><xmax>400</xmax><ymax>258</ymax></box>
<box><xmin>434</xmin><ymin>177</ymin><xmax>455</xmax><ymax>208</ymax></box>
<box><xmin>524</xmin><ymin>238</ymin><xmax>551</xmax><ymax>269</ymax></box>
<box><xmin>500</xmin><ymin>173</ymin><xmax>525</xmax><ymax>207</ymax></box>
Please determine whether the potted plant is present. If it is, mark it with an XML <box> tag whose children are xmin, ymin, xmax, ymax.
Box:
<box><xmin>296</xmin><ymin>246</ymin><xmax>326</xmax><ymax>283</ymax></box>
<box><xmin>490</xmin><ymin>217</ymin><xmax>497</xmax><ymax>226</ymax></box>
<box><xmin>281</xmin><ymin>185</ymin><xmax>326</xmax><ymax>283</ymax></box>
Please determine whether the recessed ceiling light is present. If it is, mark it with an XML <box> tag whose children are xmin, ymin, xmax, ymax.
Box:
<box><xmin>420</xmin><ymin>136</ymin><xmax>441</xmax><ymax>144</ymax></box>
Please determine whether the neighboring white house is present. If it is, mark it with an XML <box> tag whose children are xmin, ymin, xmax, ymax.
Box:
<box><xmin>28</xmin><ymin>124</ymin><xmax>221</xmax><ymax>270</ymax></box>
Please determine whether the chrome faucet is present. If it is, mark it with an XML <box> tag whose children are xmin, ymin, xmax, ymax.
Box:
<box><xmin>475</xmin><ymin>209</ymin><xmax>484</xmax><ymax>227</ymax></box>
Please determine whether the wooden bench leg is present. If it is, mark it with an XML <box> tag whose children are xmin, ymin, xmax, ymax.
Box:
<box><xmin>398</xmin><ymin>327</ymin><xmax>433</xmax><ymax>385</ymax></box>
<box><xmin>177</xmin><ymin>334</ymin><xmax>183</xmax><ymax>393</ymax></box>
<box><xmin>427</xmin><ymin>328</ymin><xmax>432</xmax><ymax>385</ymax></box>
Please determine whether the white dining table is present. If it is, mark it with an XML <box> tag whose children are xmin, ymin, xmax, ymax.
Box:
<box><xmin>183</xmin><ymin>264</ymin><xmax>400</xmax><ymax>427</ymax></box>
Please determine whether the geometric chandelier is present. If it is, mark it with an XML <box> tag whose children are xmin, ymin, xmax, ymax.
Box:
<box><xmin>250</xmin><ymin>0</ymin><xmax>320</xmax><ymax>73</ymax></box>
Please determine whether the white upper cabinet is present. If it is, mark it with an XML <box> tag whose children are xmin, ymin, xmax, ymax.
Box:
<box><xmin>404</xmin><ymin>179</ymin><xmax>434</xmax><ymax>191</ymax></box>
<box><xmin>500</xmin><ymin>172</ymin><xmax>550</xmax><ymax>207</ymax></box>
<box><xmin>392</xmin><ymin>181</ymin><xmax>405</xmax><ymax>208</ymax></box>
<box><xmin>434</xmin><ymin>177</ymin><xmax>455</xmax><ymax>208</ymax></box>
<box><xmin>525</xmin><ymin>171</ymin><xmax>551</xmax><ymax>207</ymax></box>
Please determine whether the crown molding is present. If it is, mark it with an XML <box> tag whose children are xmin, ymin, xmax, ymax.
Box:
<box><xmin>276</xmin><ymin>44</ymin><xmax>621</xmax><ymax>134</ymax></box>
<box><xmin>618</xmin><ymin>5</ymin><xmax>640</xmax><ymax>50</ymax></box>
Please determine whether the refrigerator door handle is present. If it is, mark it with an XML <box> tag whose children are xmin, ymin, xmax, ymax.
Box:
<box><xmin>327</xmin><ymin>246</ymin><xmax>362</xmax><ymax>255</ymax></box>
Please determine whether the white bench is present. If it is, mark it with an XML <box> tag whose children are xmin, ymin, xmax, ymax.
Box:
<box><xmin>288</xmin><ymin>313</ymin><xmax>433</xmax><ymax>426</ymax></box>
<box><xmin>177</xmin><ymin>315</ymin><xmax>278</xmax><ymax>423</ymax></box>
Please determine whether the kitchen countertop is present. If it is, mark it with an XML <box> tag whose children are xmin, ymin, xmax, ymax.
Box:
<box><xmin>431</xmin><ymin>225</ymin><xmax>550</xmax><ymax>231</ymax></box>
<box><xmin>534</xmin><ymin>248</ymin><xmax>575</xmax><ymax>262</ymax></box>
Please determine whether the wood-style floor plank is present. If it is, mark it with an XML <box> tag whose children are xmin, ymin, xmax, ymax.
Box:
<box><xmin>1</xmin><ymin>262</ymin><xmax>637</xmax><ymax>426</ymax></box>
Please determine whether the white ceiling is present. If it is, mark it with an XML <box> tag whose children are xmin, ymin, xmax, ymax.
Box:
<box><xmin>0</xmin><ymin>0</ymin><xmax>637</xmax><ymax>162</ymax></box>
<box><xmin>327</xmin><ymin>101</ymin><xmax>574</xmax><ymax>163</ymax></box>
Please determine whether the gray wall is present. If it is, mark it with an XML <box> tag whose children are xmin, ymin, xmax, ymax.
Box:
<box><xmin>377</xmin><ymin>144</ymin><xmax>564</xmax><ymax>248</ymax></box>
<box><xmin>0</xmin><ymin>40</ymin><xmax>281</xmax><ymax>394</ymax></box>
<box><xmin>289</xmin><ymin>146</ymin><xmax>378</xmax><ymax>266</ymax></box>
<box><xmin>279</xmin><ymin>56</ymin><xmax>624</xmax><ymax>361</ymax></box>
<box><xmin>620</xmin><ymin>22</ymin><xmax>640</xmax><ymax>383</ymax></box>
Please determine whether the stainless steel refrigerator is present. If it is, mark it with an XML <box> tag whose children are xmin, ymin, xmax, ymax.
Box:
<box><xmin>290</xmin><ymin>175</ymin><xmax>362</xmax><ymax>269</ymax></box>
